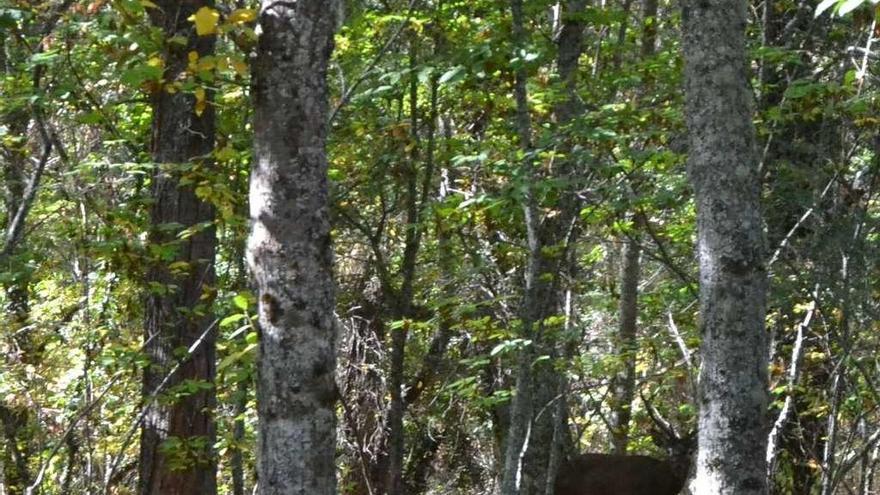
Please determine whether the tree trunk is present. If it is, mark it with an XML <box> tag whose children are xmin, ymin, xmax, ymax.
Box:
<box><xmin>385</xmin><ymin>37</ymin><xmax>425</xmax><ymax>495</ymax></box>
<box><xmin>611</xmin><ymin>238</ymin><xmax>640</xmax><ymax>454</ymax></box>
<box><xmin>860</xmin><ymin>441</ymin><xmax>879</xmax><ymax>495</ymax></box>
<box><xmin>681</xmin><ymin>1</ymin><xmax>769</xmax><ymax>494</ymax></box>
<box><xmin>1</xmin><ymin>32</ymin><xmax>39</xmax><ymax>495</ymax></box>
<box><xmin>249</xmin><ymin>1</ymin><xmax>340</xmax><ymax>494</ymax></box>
<box><xmin>139</xmin><ymin>3</ymin><xmax>218</xmax><ymax>495</ymax></box>
<box><xmin>610</xmin><ymin>0</ymin><xmax>658</xmax><ymax>456</ymax></box>
<box><xmin>500</xmin><ymin>1</ymin><xmax>585</xmax><ymax>494</ymax></box>
<box><xmin>231</xmin><ymin>345</ymin><xmax>249</xmax><ymax>495</ymax></box>
<box><xmin>0</xmin><ymin>406</ymin><xmax>31</xmax><ymax>495</ymax></box>
<box><xmin>0</xmin><ymin>130</ymin><xmax>34</xmax><ymax>495</ymax></box>
<box><xmin>820</xmin><ymin>371</ymin><xmax>843</xmax><ymax>495</ymax></box>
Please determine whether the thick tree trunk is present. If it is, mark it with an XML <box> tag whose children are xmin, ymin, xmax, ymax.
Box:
<box><xmin>139</xmin><ymin>3</ymin><xmax>218</xmax><ymax>495</ymax></box>
<box><xmin>249</xmin><ymin>2</ymin><xmax>340</xmax><ymax>494</ymax></box>
<box><xmin>681</xmin><ymin>1</ymin><xmax>769</xmax><ymax>494</ymax></box>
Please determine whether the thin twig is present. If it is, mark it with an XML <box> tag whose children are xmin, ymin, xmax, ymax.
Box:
<box><xmin>765</xmin><ymin>285</ymin><xmax>818</xmax><ymax>478</ymax></box>
<box><xmin>3</xmin><ymin>112</ymin><xmax>53</xmax><ymax>257</ymax></box>
<box><xmin>24</xmin><ymin>330</ymin><xmax>161</xmax><ymax>495</ymax></box>
<box><xmin>767</xmin><ymin>175</ymin><xmax>836</xmax><ymax>270</ymax></box>
<box><xmin>102</xmin><ymin>318</ymin><xmax>220</xmax><ymax>494</ymax></box>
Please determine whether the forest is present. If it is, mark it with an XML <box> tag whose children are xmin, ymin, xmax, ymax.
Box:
<box><xmin>1</xmin><ymin>0</ymin><xmax>880</xmax><ymax>494</ymax></box>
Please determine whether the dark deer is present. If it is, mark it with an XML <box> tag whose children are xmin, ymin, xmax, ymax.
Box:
<box><xmin>554</xmin><ymin>399</ymin><xmax>695</xmax><ymax>495</ymax></box>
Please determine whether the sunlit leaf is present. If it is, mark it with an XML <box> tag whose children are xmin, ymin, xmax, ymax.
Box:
<box><xmin>815</xmin><ymin>0</ymin><xmax>839</xmax><ymax>16</ymax></box>
<box><xmin>189</xmin><ymin>6</ymin><xmax>220</xmax><ymax>36</ymax></box>
<box><xmin>838</xmin><ymin>0</ymin><xmax>865</xmax><ymax>15</ymax></box>
<box><xmin>228</xmin><ymin>8</ymin><xmax>257</xmax><ymax>25</ymax></box>
<box><xmin>194</xmin><ymin>87</ymin><xmax>207</xmax><ymax>116</ymax></box>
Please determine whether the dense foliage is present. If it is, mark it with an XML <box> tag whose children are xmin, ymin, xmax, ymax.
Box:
<box><xmin>1</xmin><ymin>0</ymin><xmax>880</xmax><ymax>494</ymax></box>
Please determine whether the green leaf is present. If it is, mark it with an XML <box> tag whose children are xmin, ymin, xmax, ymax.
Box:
<box><xmin>121</xmin><ymin>64</ymin><xmax>163</xmax><ymax>87</ymax></box>
<box><xmin>220</xmin><ymin>313</ymin><xmax>247</xmax><ymax>327</ymax></box>
<box><xmin>218</xmin><ymin>343</ymin><xmax>257</xmax><ymax>372</ymax></box>
<box><xmin>29</xmin><ymin>50</ymin><xmax>60</xmax><ymax>66</ymax></box>
<box><xmin>438</xmin><ymin>66</ymin><xmax>465</xmax><ymax>86</ymax></box>
<box><xmin>0</xmin><ymin>13</ymin><xmax>16</xmax><ymax>30</ymax></box>
<box><xmin>0</xmin><ymin>8</ymin><xmax>26</xmax><ymax>30</ymax></box>
<box><xmin>232</xmin><ymin>293</ymin><xmax>250</xmax><ymax>310</ymax></box>
<box><xmin>815</xmin><ymin>0</ymin><xmax>839</xmax><ymax>17</ymax></box>
<box><xmin>838</xmin><ymin>0</ymin><xmax>865</xmax><ymax>15</ymax></box>
<box><xmin>76</xmin><ymin>111</ymin><xmax>104</xmax><ymax>125</ymax></box>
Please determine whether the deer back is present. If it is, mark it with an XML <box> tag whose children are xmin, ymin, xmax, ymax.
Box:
<box><xmin>554</xmin><ymin>453</ymin><xmax>688</xmax><ymax>495</ymax></box>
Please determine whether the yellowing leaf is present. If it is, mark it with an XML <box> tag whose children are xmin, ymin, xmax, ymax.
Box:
<box><xmin>188</xmin><ymin>51</ymin><xmax>199</xmax><ymax>64</ymax></box>
<box><xmin>168</xmin><ymin>261</ymin><xmax>191</xmax><ymax>273</ymax></box>
<box><xmin>194</xmin><ymin>87</ymin><xmax>207</xmax><ymax>116</ymax></box>
<box><xmin>189</xmin><ymin>7</ymin><xmax>220</xmax><ymax>36</ymax></box>
<box><xmin>196</xmin><ymin>56</ymin><xmax>216</xmax><ymax>73</ymax></box>
<box><xmin>215</xmin><ymin>145</ymin><xmax>236</xmax><ymax>161</ymax></box>
<box><xmin>228</xmin><ymin>8</ymin><xmax>257</xmax><ymax>25</ymax></box>
<box><xmin>229</xmin><ymin>57</ymin><xmax>249</xmax><ymax>77</ymax></box>
<box><xmin>141</xmin><ymin>0</ymin><xmax>158</xmax><ymax>8</ymax></box>
<box><xmin>146</xmin><ymin>56</ymin><xmax>164</xmax><ymax>68</ymax></box>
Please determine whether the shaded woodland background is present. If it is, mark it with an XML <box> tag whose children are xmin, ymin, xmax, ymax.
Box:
<box><xmin>1</xmin><ymin>0</ymin><xmax>880</xmax><ymax>494</ymax></box>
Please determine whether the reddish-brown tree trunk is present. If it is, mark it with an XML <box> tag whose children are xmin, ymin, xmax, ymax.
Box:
<box><xmin>139</xmin><ymin>2</ymin><xmax>217</xmax><ymax>494</ymax></box>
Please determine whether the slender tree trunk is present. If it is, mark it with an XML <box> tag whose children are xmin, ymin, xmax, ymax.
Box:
<box><xmin>860</xmin><ymin>441</ymin><xmax>879</xmax><ymax>495</ymax></box>
<box><xmin>1</xmin><ymin>34</ymin><xmax>37</xmax><ymax>495</ymax></box>
<box><xmin>499</xmin><ymin>0</ymin><xmax>546</xmax><ymax>491</ymax></box>
<box><xmin>500</xmin><ymin>1</ymin><xmax>585</xmax><ymax>493</ymax></box>
<box><xmin>0</xmin><ymin>407</ymin><xmax>30</xmax><ymax>495</ymax></box>
<box><xmin>139</xmin><ymin>3</ymin><xmax>218</xmax><ymax>495</ymax></box>
<box><xmin>820</xmin><ymin>371</ymin><xmax>843</xmax><ymax>495</ymax></box>
<box><xmin>249</xmin><ymin>2</ymin><xmax>340</xmax><ymax>494</ymax></box>
<box><xmin>400</xmin><ymin>76</ymin><xmax>451</xmax><ymax>492</ymax></box>
<box><xmin>611</xmin><ymin>238</ymin><xmax>640</xmax><ymax>454</ymax></box>
<box><xmin>0</xmin><ymin>146</ymin><xmax>34</xmax><ymax>495</ymax></box>
<box><xmin>385</xmin><ymin>38</ymin><xmax>424</xmax><ymax>495</ymax></box>
<box><xmin>610</xmin><ymin>0</ymin><xmax>657</xmax><ymax>456</ymax></box>
<box><xmin>682</xmin><ymin>1</ymin><xmax>769</xmax><ymax>494</ymax></box>
<box><xmin>230</xmin><ymin>380</ymin><xmax>248</xmax><ymax>495</ymax></box>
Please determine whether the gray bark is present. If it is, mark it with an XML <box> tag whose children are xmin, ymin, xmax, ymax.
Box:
<box><xmin>500</xmin><ymin>1</ymin><xmax>585</xmax><ymax>494</ymax></box>
<box><xmin>139</xmin><ymin>2</ymin><xmax>218</xmax><ymax>495</ymax></box>
<box><xmin>610</xmin><ymin>0</ymin><xmax>656</xmax><ymax>455</ymax></box>
<box><xmin>249</xmin><ymin>1</ymin><xmax>341</xmax><ymax>494</ymax></box>
<box><xmin>860</xmin><ymin>442</ymin><xmax>879</xmax><ymax>495</ymax></box>
<box><xmin>385</xmin><ymin>38</ymin><xmax>424</xmax><ymax>495</ymax></box>
<box><xmin>682</xmin><ymin>0</ymin><xmax>768</xmax><ymax>495</ymax></box>
<box><xmin>820</xmin><ymin>372</ymin><xmax>843</xmax><ymax>495</ymax></box>
<box><xmin>498</xmin><ymin>4</ymin><xmax>546</xmax><ymax>492</ymax></box>
<box><xmin>611</xmin><ymin>238</ymin><xmax>640</xmax><ymax>454</ymax></box>
<box><xmin>681</xmin><ymin>1</ymin><xmax>770</xmax><ymax>494</ymax></box>
<box><xmin>765</xmin><ymin>294</ymin><xmax>814</xmax><ymax>479</ymax></box>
